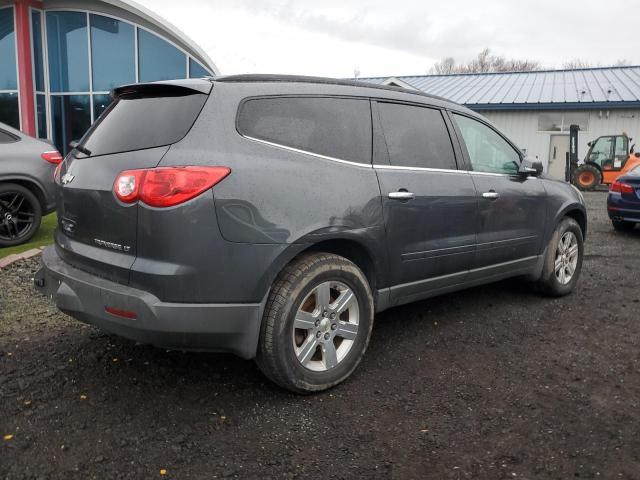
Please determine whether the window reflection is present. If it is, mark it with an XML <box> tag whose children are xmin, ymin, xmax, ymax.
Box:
<box><xmin>90</xmin><ymin>14</ymin><xmax>135</xmax><ymax>91</ymax></box>
<box><xmin>0</xmin><ymin>7</ymin><xmax>17</xmax><ymax>91</ymax></box>
<box><xmin>46</xmin><ymin>11</ymin><xmax>89</xmax><ymax>92</ymax></box>
<box><xmin>138</xmin><ymin>29</ymin><xmax>186</xmax><ymax>82</ymax></box>
<box><xmin>51</xmin><ymin>95</ymin><xmax>91</xmax><ymax>155</ymax></box>
<box><xmin>0</xmin><ymin>93</ymin><xmax>19</xmax><ymax>129</ymax></box>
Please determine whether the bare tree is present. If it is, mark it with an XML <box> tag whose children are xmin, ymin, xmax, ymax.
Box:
<box><xmin>562</xmin><ymin>59</ymin><xmax>592</xmax><ymax>69</ymax></box>
<box><xmin>430</xmin><ymin>48</ymin><xmax>542</xmax><ymax>74</ymax></box>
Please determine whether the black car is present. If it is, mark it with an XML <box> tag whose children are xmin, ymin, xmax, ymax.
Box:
<box><xmin>607</xmin><ymin>165</ymin><xmax>640</xmax><ymax>231</ymax></box>
<box><xmin>0</xmin><ymin>122</ymin><xmax>60</xmax><ymax>247</ymax></box>
<box><xmin>36</xmin><ymin>76</ymin><xmax>587</xmax><ymax>393</ymax></box>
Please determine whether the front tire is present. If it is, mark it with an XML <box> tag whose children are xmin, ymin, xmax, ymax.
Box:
<box><xmin>537</xmin><ymin>217</ymin><xmax>584</xmax><ymax>297</ymax></box>
<box><xmin>0</xmin><ymin>183</ymin><xmax>42</xmax><ymax>247</ymax></box>
<box><xmin>256</xmin><ymin>252</ymin><xmax>374</xmax><ymax>394</ymax></box>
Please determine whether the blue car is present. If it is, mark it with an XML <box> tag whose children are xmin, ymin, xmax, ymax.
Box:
<box><xmin>607</xmin><ymin>165</ymin><xmax>640</xmax><ymax>231</ymax></box>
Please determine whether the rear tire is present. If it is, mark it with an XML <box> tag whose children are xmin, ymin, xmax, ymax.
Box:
<box><xmin>537</xmin><ymin>217</ymin><xmax>584</xmax><ymax>297</ymax></box>
<box><xmin>612</xmin><ymin>220</ymin><xmax>636</xmax><ymax>232</ymax></box>
<box><xmin>256</xmin><ymin>252</ymin><xmax>374</xmax><ymax>394</ymax></box>
<box><xmin>0</xmin><ymin>183</ymin><xmax>42</xmax><ymax>247</ymax></box>
<box><xmin>571</xmin><ymin>164</ymin><xmax>601</xmax><ymax>191</ymax></box>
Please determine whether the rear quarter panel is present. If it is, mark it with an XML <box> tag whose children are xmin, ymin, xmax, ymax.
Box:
<box><xmin>157</xmin><ymin>83</ymin><xmax>389</xmax><ymax>293</ymax></box>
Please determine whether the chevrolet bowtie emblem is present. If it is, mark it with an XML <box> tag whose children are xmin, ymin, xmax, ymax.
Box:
<box><xmin>61</xmin><ymin>173</ymin><xmax>75</xmax><ymax>185</ymax></box>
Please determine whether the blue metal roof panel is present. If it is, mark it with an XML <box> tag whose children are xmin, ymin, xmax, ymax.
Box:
<box><xmin>357</xmin><ymin>66</ymin><xmax>640</xmax><ymax>109</ymax></box>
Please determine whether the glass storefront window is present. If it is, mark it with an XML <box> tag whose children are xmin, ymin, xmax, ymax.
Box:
<box><xmin>0</xmin><ymin>7</ymin><xmax>17</xmax><ymax>91</ymax></box>
<box><xmin>46</xmin><ymin>11</ymin><xmax>89</xmax><ymax>92</ymax></box>
<box><xmin>189</xmin><ymin>59</ymin><xmax>210</xmax><ymax>78</ymax></box>
<box><xmin>31</xmin><ymin>10</ymin><xmax>45</xmax><ymax>92</ymax></box>
<box><xmin>138</xmin><ymin>29</ymin><xmax>186</xmax><ymax>82</ymax></box>
<box><xmin>0</xmin><ymin>93</ymin><xmax>19</xmax><ymax>129</ymax></box>
<box><xmin>51</xmin><ymin>95</ymin><xmax>91</xmax><ymax>155</ymax></box>
<box><xmin>36</xmin><ymin>94</ymin><xmax>47</xmax><ymax>139</ymax></box>
<box><xmin>93</xmin><ymin>93</ymin><xmax>112</xmax><ymax>121</ymax></box>
<box><xmin>90</xmin><ymin>14</ymin><xmax>135</xmax><ymax>91</ymax></box>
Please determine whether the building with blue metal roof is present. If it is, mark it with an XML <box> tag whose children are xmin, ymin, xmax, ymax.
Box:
<box><xmin>359</xmin><ymin>66</ymin><xmax>640</xmax><ymax>179</ymax></box>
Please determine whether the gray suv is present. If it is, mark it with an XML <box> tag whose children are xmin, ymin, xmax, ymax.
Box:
<box><xmin>36</xmin><ymin>76</ymin><xmax>587</xmax><ymax>393</ymax></box>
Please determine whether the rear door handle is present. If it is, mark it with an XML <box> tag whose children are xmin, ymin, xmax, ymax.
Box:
<box><xmin>388</xmin><ymin>191</ymin><xmax>415</xmax><ymax>200</ymax></box>
<box><xmin>482</xmin><ymin>191</ymin><xmax>500</xmax><ymax>200</ymax></box>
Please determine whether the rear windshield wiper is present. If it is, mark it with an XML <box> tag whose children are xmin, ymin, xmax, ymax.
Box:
<box><xmin>69</xmin><ymin>140</ymin><xmax>92</xmax><ymax>157</ymax></box>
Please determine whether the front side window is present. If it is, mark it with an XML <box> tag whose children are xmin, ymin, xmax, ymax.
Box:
<box><xmin>454</xmin><ymin>114</ymin><xmax>520</xmax><ymax>174</ymax></box>
<box><xmin>377</xmin><ymin>102</ymin><xmax>456</xmax><ymax>169</ymax></box>
<box><xmin>587</xmin><ymin>136</ymin><xmax>615</xmax><ymax>168</ymax></box>
<box><xmin>237</xmin><ymin>97</ymin><xmax>372</xmax><ymax>164</ymax></box>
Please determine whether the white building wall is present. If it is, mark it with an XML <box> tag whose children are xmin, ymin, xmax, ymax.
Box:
<box><xmin>482</xmin><ymin>109</ymin><xmax>640</xmax><ymax>171</ymax></box>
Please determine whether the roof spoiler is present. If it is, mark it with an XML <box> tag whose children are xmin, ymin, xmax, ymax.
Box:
<box><xmin>112</xmin><ymin>78</ymin><xmax>213</xmax><ymax>99</ymax></box>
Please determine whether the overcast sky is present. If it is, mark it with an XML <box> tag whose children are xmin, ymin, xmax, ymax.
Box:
<box><xmin>136</xmin><ymin>0</ymin><xmax>639</xmax><ymax>78</ymax></box>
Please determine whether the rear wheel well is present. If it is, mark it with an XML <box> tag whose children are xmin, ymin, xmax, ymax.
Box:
<box><xmin>0</xmin><ymin>179</ymin><xmax>47</xmax><ymax>210</ymax></box>
<box><xmin>564</xmin><ymin>209</ymin><xmax>587</xmax><ymax>239</ymax></box>
<box><xmin>301</xmin><ymin>239</ymin><xmax>377</xmax><ymax>292</ymax></box>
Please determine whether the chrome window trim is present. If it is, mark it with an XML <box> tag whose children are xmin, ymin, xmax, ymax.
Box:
<box><xmin>242</xmin><ymin>135</ymin><xmax>374</xmax><ymax>169</ymax></box>
<box><xmin>373</xmin><ymin>164</ymin><xmax>466</xmax><ymax>174</ymax></box>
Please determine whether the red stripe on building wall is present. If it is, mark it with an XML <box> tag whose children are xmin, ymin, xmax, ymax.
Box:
<box><xmin>14</xmin><ymin>0</ymin><xmax>39</xmax><ymax>136</ymax></box>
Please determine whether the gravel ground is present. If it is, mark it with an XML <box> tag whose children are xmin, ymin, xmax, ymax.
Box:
<box><xmin>1</xmin><ymin>191</ymin><xmax>639</xmax><ymax>480</ymax></box>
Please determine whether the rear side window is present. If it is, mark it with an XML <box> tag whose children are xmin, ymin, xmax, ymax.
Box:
<box><xmin>377</xmin><ymin>102</ymin><xmax>457</xmax><ymax>170</ymax></box>
<box><xmin>0</xmin><ymin>129</ymin><xmax>18</xmax><ymax>144</ymax></box>
<box><xmin>237</xmin><ymin>97</ymin><xmax>372</xmax><ymax>164</ymax></box>
<box><xmin>80</xmin><ymin>92</ymin><xmax>207</xmax><ymax>157</ymax></box>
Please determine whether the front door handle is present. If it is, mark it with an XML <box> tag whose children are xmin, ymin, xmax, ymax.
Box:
<box><xmin>482</xmin><ymin>191</ymin><xmax>500</xmax><ymax>200</ymax></box>
<box><xmin>388</xmin><ymin>191</ymin><xmax>415</xmax><ymax>200</ymax></box>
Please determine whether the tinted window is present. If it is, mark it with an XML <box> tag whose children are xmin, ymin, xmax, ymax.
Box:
<box><xmin>378</xmin><ymin>102</ymin><xmax>456</xmax><ymax>169</ymax></box>
<box><xmin>80</xmin><ymin>92</ymin><xmax>206</xmax><ymax>157</ymax></box>
<box><xmin>0</xmin><ymin>7</ymin><xmax>17</xmax><ymax>91</ymax></box>
<box><xmin>0</xmin><ymin>129</ymin><xmax>18</xmax><ymax>144</ymax></box>
<box><xmin>0</xmin><ymin>92</ymin><xmax>19</xmax><ymax>129</ymax></box>
<box><xmin>93</xmin><ymin>93</ymin><xmax>112</xmax><ymax>121</ymax></box>
<box><xmin>36</xmin><ymin>94</ymin><xmax>47</xmax><ymax>139</ymax></box>
<box><xmin>46</xmin><ymin>11</ymin><xmax>89</xmax><ymax>92</ymax></box>
<box><xmin>90</xmin><ymin>14</ymin><xmax>135</xmax><ymax>91</ymax></box>
<box><xmin>31</xmin><ymin>10</ymin><xmax>45</xmax><ymax>92</ymax></box>
<box><xmin>51</xmin><ymin>95</ymin><xmax>91</xmax><ymax>155</ymax></box>
<box><xmin>189</xmin><ymin>59</ymin><xmax>210</xmax><ymax>78</ymax></box>
<box><xmin>453</xmin><ymin>114</ymin><xmax>520</xmax><ymax>174</ymax></box>
<box><xmin>237</xmin><ymin>97</ymin><xmax>372</xmax><ymax>164</ymax></box>
<box><xmin>138</xmin><ymin>29</ymin><xmax>186</xmax><ymax>82</ymax></box>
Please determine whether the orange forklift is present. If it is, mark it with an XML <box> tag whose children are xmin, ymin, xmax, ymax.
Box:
<box><xmin>571</xmin><ymin>132</ymin><xmax>640</xmax><ymax>191</ymax></box>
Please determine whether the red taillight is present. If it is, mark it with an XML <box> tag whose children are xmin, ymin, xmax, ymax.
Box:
<box><xmin>611</xmin><ymin>180</ymin><xmax>634</xmax><ymax>194</ymax></box>
<box><xmin>114</xmin><ymin>166</ymin><xmax>231</xmax><ymax>207</ymax></box>
<box><xmin>41</xmin><ymin>150</ymin><xmax>63</xmax><ymax>165</ymax></box>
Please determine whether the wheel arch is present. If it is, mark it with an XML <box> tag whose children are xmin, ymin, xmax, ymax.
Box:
<box><xmin>554</xmin><ymin>204</ymin><xmax>587</xmax><ymax>241</ymax></box>
<box><xmin>0</xmin><ymin>176</ymin><xmax>49</xmax><ymax>211</ymax></box>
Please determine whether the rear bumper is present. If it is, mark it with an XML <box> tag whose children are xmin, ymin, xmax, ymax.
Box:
<box><xmin>35</xmin><ymin>246</ymin><xmax>264</xmax><ymax>359</ymax></box>
<box><xmin>607</xmin><ymin>194</ymin><xmax>640</xmax><ymax>222</ymax></box>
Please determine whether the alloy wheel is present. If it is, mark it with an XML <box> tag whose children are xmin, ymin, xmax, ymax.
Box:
<box><xmin>0</xmin><ymin>191</ymin><xmax>36</xmax><ymax>242</ymax></box>
<box><xmin>292</xmin><ymin>281</ymin><xmax>359</xmax><ymax>372</ymax></box>
<box><xmin>555</xmin><ymin>231</ymin><xmax>579</xmax><ymax>285</ymax></box>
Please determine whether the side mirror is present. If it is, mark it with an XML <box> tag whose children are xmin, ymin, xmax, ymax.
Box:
<box><xmin>519</xmin><ymin>158</ymin><xmax>543</xmax><ymax>176</ymax></box>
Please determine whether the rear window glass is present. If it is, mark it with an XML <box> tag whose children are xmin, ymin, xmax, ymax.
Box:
<box><xmin>80</xmin><ymin>92</ymin><xmax>207</xmax><ymax>157</ymax></box>
<box><xmin>378</xmin><ymin>102</ymin><xmax>456</xmax><ymax>170</ymax></box>
<box><xmin>237</xmin><ymin>97</ymin><xmax>372</xmax><ymax>164</ymax></box>
<box><xmin>0</xmin><ymin>129</ymin><xmax>18</xmax><ymax>144</ymax></box>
